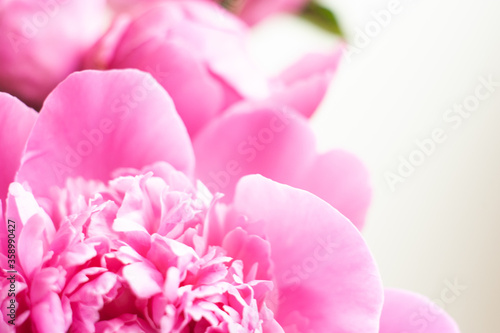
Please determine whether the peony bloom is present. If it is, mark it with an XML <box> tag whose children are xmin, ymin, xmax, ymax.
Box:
<box><xmin>0</xmin><ymin>69</ymin><xmax>387</xmax><ymax>332</ymax></box>
<box><xmin>0</xmin><ymin>0</ymin><xmax>109</xmax><ymax>110</ymax></box>
<box><xmin>0</xmin><ymin>69</ymin><xmax>460</xmax><ymax>333</ymax></box>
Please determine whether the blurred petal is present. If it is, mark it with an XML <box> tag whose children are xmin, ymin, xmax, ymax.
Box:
<box><xmin>194</xmin><ymin>105</ymin><xmax>316</xmax><ymax>195</ymax></box>
<box><xmin>0</xmin><ymin>93</ymin><xmax>37</xmax><ymax>202</ymax></box>
<box><xmin>231</xmin><ymin>175</ymin><xmax>383</xmax><ymax>332</ymax></box>
<box><xmin>7</xmin><ymin>183</ymin><xmax>55</xmax><ymax>279</ymax></box>
<box><xmin>111</xmin><ymin>40</ymin><xmax>227</xmax><ymax>136</ymax></box>
<box><xmin>270</xmin><ymin>51</ymin><xmax>342</xmax><ymax>118</ymax></box>
<box><xmin>237</xmin><ymin>0</ymin><xmax>309</xmax><ymax>25</ymax></box>
<box><xmin>0</xmin><ymin>0</ymin><xmax>108</xmax><ymax>108</ymax></box>
<box><xmin>380</xmin><ymin>289</ymin><xmax>460</xmax><ymax>333</ymax></box>
<box><xmin>16</xmin><ymin>69</ymin><xmax>194</xmax><ymax>201</ymax></box>
<box><xmin>90</xmin><ymin>1</ymin><xmax>268</xmax><ymax>136</ymax></box>
<box><xmin>194</xmin><ymin>105</ymin><xmax>370</xmax><ymax>229</ymax></box>
<box><xmin>30</xmin><ymin>268</ymin><xmax>70</xmax><ymax>333</ymax></box>
<box><xmin>297</xmin><ymin>150</ymin><xmax>371</xmax><ymax>230</ymax></box>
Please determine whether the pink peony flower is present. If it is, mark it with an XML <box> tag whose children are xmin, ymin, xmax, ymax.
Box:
<box><xmin>0</xmin><ymin>69</ymin><xmax>386</xmax><ymax>332</ymax></box>
<box><xmin>0</xmin><ymin>69</ymin><xmax>460</xmax><ymax>333</ymax></box>
<box><xmin>0</xmin><ymin>0</ymin><xmax>109</xmax><ymax>110</ymax></box>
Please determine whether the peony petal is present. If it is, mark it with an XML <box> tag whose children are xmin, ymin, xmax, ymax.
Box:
<box><xmin>0</xmin><ymin>0</ymin><xmax>108</xmax><ymax>109</ymax></box>
<box><xmin>122</xmin><ymin>261</ymin><xmax>163</xmax><ymax>298</ymax></box>
<box><xmin>237</xmin><ymin>0</ymin><xmax>309</xmax><ymax>25</ymax></box>
<box><xmin>380</xmin><ymin>288</ymin><xmax>460</xmax><ymax>333</ymax></box>
<box><xmin>16</xmin><ymin>69</ymin><xmax>194</xmax><ymax>201</ymax></box>
<box><xmin>110</xmin><ymin>38</ymin><xmax>227</xmax><ymax>137</ymax></box>
<box><xmin>89</xmin><ymin>1</ymin><xmax>268</xmax><ymax>136</ymax></box>
<box><xmin>95</xmin><ymin>313</ymin><xmax>155</xmax><ymax>333</ymax></box>
<box><xmin>194</xmin><ymin>105</ymin><xmax>371</xmax><ymax>229</ymax></box>
<box><xmin>30</xmin><ymin>267</ymin><xmax>70</xmax><ymax>333</ymax></box>
<box><xmin>31</xmin><ymin>293</ymin><xmax>69</xmax><ymax>333</ymax></box>
<box><xmin>231</xmin><ymin>175</ymin><xmax>383</xmax><ymax>332</ymax></box>
<box><xmin>17</xmin><ymin>215</ymin><xmax>45</xmax><ymax>281</ymax></box>
<box><xmin>6</xmin><ymin>183</ymin><xmax>55</xmax><ymax>279</ymax></box>
<box><xmin>0</xmin><ymin>93</ymin><xmax>37</xmax><ymax>203</ymax></box>
<box><xmin>193</xmin><ymin>105</ymin><xmax>316</xmax><ymax>198</ymax></box>
<box><xmin>296</xmin><ymin>150</ymin><xmax>371</xmax><ymax>230</ymax></box>
<box><xmin>270</xmin><ymin>51</ymin><xmax>342</xmax><ymax>118</ymax></box>
<box><xmin>221</xmin><ymin>227</ymin><xmax>272</xmax><ymax>281</ymax></box>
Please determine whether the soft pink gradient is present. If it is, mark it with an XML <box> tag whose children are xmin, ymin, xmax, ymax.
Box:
<box><xmin>1</xmin><ymin>70</ymin><xmax>387</xmax><ymax>332</ymax></box>
<box><xmin>0</xmin><ymin>0</ymin><xmax>108</xmax><ymax>109</ymax></box>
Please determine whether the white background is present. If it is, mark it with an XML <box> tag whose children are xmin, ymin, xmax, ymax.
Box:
<box><xmin>250</xmin><ymin>0</ymin><xmax>500</xmax><ymax>331</ymax></box>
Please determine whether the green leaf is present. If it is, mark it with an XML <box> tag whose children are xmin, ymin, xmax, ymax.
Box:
<box><xmin>300</xmin><ymin>1</ymin><xmax>344</xmax><ymax>37</ymax></box>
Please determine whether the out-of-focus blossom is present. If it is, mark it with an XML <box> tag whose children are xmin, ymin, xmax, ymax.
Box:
<box><xmin>380</xmin><ymin>289</ymin><xmax>461</xmax><ymax>333</ymax></box>
<box><xmin>86</xmin><ymin>0</ymin><xmax>339</xmax><ymax>137</ymax></box>
<box><xmin>1</xmin><ymin>69</ymin><xmax>385</xmax><ymax>332</ymax></box>
<box><xmin>106</xmin><ymin>0</ymin><xmax>310</xmax><ymax>25</ymax></box>
<box><xmin>214</xmin><ymin>0</ymin><xmax>310</xmax><ymax>25</ymax></box>
<box><xmin>86</xmin><ymin>0</ymin><xmax>269</xmax><ymax>137</ymax></box>
<box><xmin>0</xmin><ymin>0</ymin><xmax>109</xmax><ymax>109</ymax></box>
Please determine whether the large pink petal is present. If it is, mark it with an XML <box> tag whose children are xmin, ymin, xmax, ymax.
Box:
<box><xmin>110</xmin><ymin>40</ymin><xmax>227</xmax><ymax>137</ymax></box>
<box><xmin>194</xmin><ymin>104</ymin><xmax>371</xmax><ymax>229</ymax></box>
<box><xmin>380</xmin><ymin>289</ymin><xmax>460</xmax><ymax>333</ymax></box>
<box><xmin>0</xmin><ymin>93</ymin><xmax>37</xmax><ymax>203</ymax></box>
<box><xmin>231</xmin><ymin>175</ymin><xmax>383</xmax><ymax>332</ymax></box>
<box><xmin>270</xmin><ymin>51</ymin><xmax>342</xmax><ymax>118</ymax></box>
<box><xmin>16</xmin><ymin>69</ymin><xmax>194</xmax><ymax>201</ymax></box>
<box><xmin>296</xmin><ymin>150</ymin><xmax>371</xmax><ymax>230</ymax></box>
<box><xmin>193</xmin><ymin>105</ymin><xmax>316</xmax><ymax>197</ymax></box>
